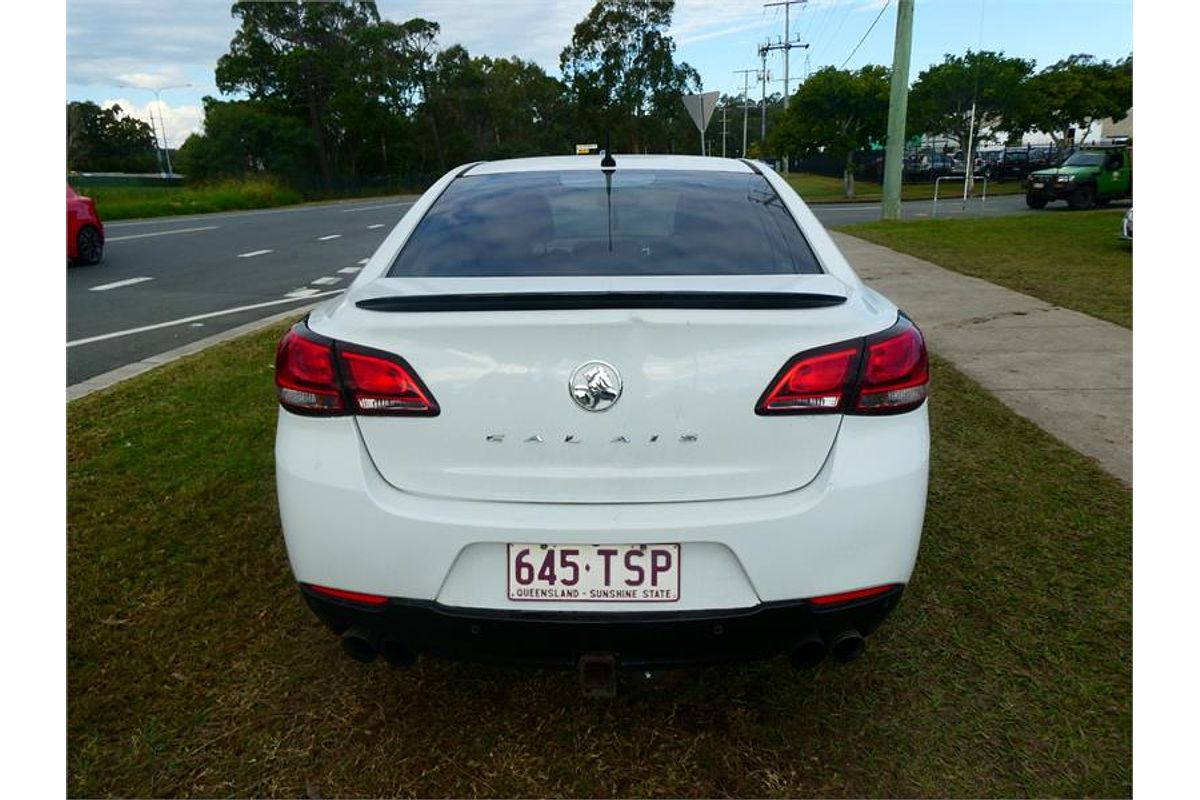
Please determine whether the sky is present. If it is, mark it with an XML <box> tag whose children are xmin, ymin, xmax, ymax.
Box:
<box><xmin>65</xmin><ymin>0</ymin><xmax>1133</xmax><ymax>149</ymax></box>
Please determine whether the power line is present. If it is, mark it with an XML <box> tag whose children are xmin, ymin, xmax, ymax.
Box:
<box><xmin>839</xmin><ymin>0</ymin><xmax>892</xmax><ymax>69</ymax></box>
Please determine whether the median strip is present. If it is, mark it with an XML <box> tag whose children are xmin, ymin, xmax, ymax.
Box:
<box><xmin>89</xmin><ymin>277</ymin><xmax>154</xmax><ymax>292</ymax></box>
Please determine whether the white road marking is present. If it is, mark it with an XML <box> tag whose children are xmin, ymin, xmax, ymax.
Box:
<box><xmin>106</xmin><ymin>225</ymin><xmax>220</xmax><ymax>242</ymax></box>
<box><xmin>338</xmin><ymin>267</ymin><xmax>362</xmax><ymax>274</ymax></box>
<box><xmin>237</xmin><ymin>249</ymin><xmax>274</xmax><ymax>258</ymax></box>
<box><xmin>285</xmin><ymin>288</ymin><xmax>322</xmax><ymax>299</ymax></box>
<box><xmin>367</xmin><ymin>224</ymin><xmax>385</xmax><ymax>229</ymax></box>
<box><xmin>67</xmin><ymin>291</ymin><xmax>344</xmax><ymax>348</ymax></box>
<box><xmin>104</xmin><ymin>200</ymin><xmax>414</xmax><ymax>229</ymax></box>
<box><xmin>358</xmin><ymin>258</ymin><xmax>370</xmax><ymax>264</ymax></box>
<box><xmin>317</xmin><ymin>234</ymin><xmax>342</xmax><ymax>241</ymax></box>
<box><xmin>339</xmin><ymin>202</ymin><xmax>410</xmax><ymax>213</ymax></box>
<box><xmin>311</xmin><ymin>276</ymin><xmax>342</xmax><ymax>285</ymax></box>
<box><xmin>89</xmin><ymin>276</ymin><xmax>154</xmax><ymax>292</ymax></box>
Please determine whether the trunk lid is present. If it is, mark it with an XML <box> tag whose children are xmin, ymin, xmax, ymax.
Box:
<box><xmin>311</xmin><ymin>277</ymin><xmax>895</xmax><ymax>504</ymax></box>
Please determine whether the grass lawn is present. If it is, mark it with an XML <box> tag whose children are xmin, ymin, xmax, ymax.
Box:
<box><xmin>71</xmin><ymin>178</ymin><xmax>422</xmax><ymax>221</ymax></box>
<box><xmin>68</xmin><ymin>322</ymin><xmax>1131</xmax><ymax>797</ymax></box>
<box><xmin>838</xmin><ymin>209</ymin><xmax>1132</xmax><ymax>328</ymax></box>
<box><xmin>786</xmin><ymin>172</ymin><xmax>1025</xmax><ymax>203</ymax></box>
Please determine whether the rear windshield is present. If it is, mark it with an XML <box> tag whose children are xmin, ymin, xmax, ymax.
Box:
<box><xmin>387</xmin><ymin>169</ymin><xmax>823</xmax><ymax>277</ymax></box>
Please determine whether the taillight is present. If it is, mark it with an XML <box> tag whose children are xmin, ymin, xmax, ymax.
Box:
<box><xmin>339</xmin><ymin>348</ymin><xmax>439</xmax><ymax>416</ymax></box>
<box><xmin>855</xmin><ymin>317</ymin><xmax>929</xmax><ymax>414</ymax></box>
<box><xmin>757</xmin><ymin>315</ymin><xmax>928</xmax><ymax>416</ymax></box>
<box><xmin>756</xmin><ymin>345</ymin><xmax>860</xmax><ymax>414</ymax></box>
<box><xmin>275</xmin><ymin>327</ymin><xmax>344</xmax><ymax>414</ymax></box>
<box><xmin>274</xmin><ymin>323</ymin><xmax>438</xmax><ymax>416</ymax></box>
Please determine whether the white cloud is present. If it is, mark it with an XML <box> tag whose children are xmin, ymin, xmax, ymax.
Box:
<box><xmin>100</xmin><ymin>97</ymin><xmax>204</xmax><ymax>146</ymax></box>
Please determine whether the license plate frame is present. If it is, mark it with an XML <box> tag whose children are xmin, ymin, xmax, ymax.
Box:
<box><xmin>506</xmin><ymin>543</ymin><xmax>681</xmax><ymax>602</ymax></box>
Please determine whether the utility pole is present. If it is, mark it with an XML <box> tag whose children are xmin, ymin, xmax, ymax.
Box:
<box><xmin>881</xmin><ymin>0</ymin><xmax>915</xmax><ymax>221</ymax></box>
<box><xmin>759</xmin><ymin>49</ymin><xmax>769</xmax><ymax>144</ymax></box>
<box><xmin>761</xmin><ymin>2</ymin><xmax>808</xmax><ymax>172</ymax></box>
<box><xmin>720</xmin><ymin>106</ymin><xmax>728</xmax><ymax>157</ymax></box>
<box><xmin>734</xmin><ymin>68</ymin><xmax>755</xmax><ymax>157</ymax></box>
<box><xmin>762</xmin><ymin>0</ymin><xmax>808</xmax><ymax>108</ymax></box>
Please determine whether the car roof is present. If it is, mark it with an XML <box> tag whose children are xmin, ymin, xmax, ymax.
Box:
<box><xmin>465</xmin><ymin>154</ymin><xmax>757</xmax><ymax>176</ymax></box>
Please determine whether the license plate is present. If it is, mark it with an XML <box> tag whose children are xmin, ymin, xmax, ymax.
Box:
<box><xmin>1032</xmin><ymin>182</ymin><xmax>1044</xmax><ymax>189</ymax></box>
<box><xmin>506</xmin><ymin>543</ymin><xmax>680</xmax><ymax>602</ymax></box>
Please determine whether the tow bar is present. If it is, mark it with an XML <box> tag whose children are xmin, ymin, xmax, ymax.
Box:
<box><xmin>578</xmin><ymin>652</ymin><xmax>618</xmax><ymax>698</ymax></box>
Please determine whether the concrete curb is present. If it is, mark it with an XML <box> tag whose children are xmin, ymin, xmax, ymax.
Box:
<box><xmin>66</xmin><ymin>302</ymin><xmax>323</xmax><ymax>402</ymax></box>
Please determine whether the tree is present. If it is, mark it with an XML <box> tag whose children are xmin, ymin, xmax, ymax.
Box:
<box><xmin>67</xmin><ymin>101</ymin><xmax>159</xmax><ymax>173</ymax></box>
<box><xmin>175</xmin><ymin>97</ymin><xmax>312</xmax><ymax>182</ymax></box>
<box><xmin>215</xmin><ymin>1</ymin><xmax>384</xmax><ymax>187</ymax></box>
<box><xmin>1017</xmin><ymin>54</ymin><xmax>1132</xmax><ymax>146</ymax></box>
<box><xmin>771</xmin><ymin>66</ymin><xmax>890</xmax><ymax>196</ymax></box>
<box><xmin>908</xmin><ymin>50</ymin><xmax>1034</xmax><ymax>155</ymax></box>
<box><xmin>559</xmin><ymin>0</ymin><xmax>700</xmax><ymax>154</ymax></box>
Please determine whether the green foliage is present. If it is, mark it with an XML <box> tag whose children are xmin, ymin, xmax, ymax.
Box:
<box><xmin>78</xmin><ymin>177</ymin><xmax>305</xmax><ymax>221</ymax></box>
<box><xmin>559</xmin><ymin>0</ymin><xmax>700</xmax><ymax>153</ymax></box>
<box><xmin>907</xmin><ymin>50</ymin><xmax>1035</xmax><ymax>149</ymax></box>
<box><xmin>176</xmin><ymin>98</ymin><xmax>312</xmax><ymax>183</ymax></box>
<box><xmin>67</xmin><ymin>101</ymin><xmax>159</xmax><ymax>173</ymax></box>
<box><xmin>1017</xmin><ymin>54</ymin><xmax>1133</xmax><ymax>145</ymax></box>
<box><xmin>771</xmin><ymin>66</ymin><xmax>890</xmax><ymax>196</ymax></box>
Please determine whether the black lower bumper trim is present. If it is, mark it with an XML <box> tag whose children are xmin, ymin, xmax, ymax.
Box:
<box><xmin>301</xmin><ymin>585</ymin><xmax>905</xmax><ymax>669</ymax></box>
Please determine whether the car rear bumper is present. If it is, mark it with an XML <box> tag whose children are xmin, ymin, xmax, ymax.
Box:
<box><xmin>277</xmin><ymin>404</ymin><xmax>928</xmax><ymax>609</ymax></box>
<box><xmin>301</xmin><ymin>584</ymin><xmax>906</xmax><ymax>669</ymax></box>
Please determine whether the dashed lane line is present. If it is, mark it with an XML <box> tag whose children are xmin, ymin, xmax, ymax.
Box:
<box><xmin>285</xmin><ymin>288</ymin><xmax>323</xmax><ymax>299</ymax></box>
<box><xmin>67</xmin><ymin>291</ymin><xmax>344</xmax><ymax>348</ymax></box>
<box><xmin>367</xmin><ymin>224</ymin><xmax>385</xmax><ymax>229</ymax></box>
<box><xmin>318</xmin><ymin>234</ymin><xmax>342</xmax><ymax>241</ymax></box>
<box><xmin>338</xmin><ymin>267</ymin><xmax>362</xmax><ymax>274</ymax></box>
<box><xmin>358</xmin><ymin>258</ymin><xmax>370</xmax><ymax>264</ymax></box>
<box><xmin>338</xmin><ymin>202</ymin><xmax>410</xmax><ymax>213</ymax></box>
<box><xmin>311</xmin><ymin>276</ymin><xmax>342</xmax><ymax>286</ymax></box>
<box><xmin>237</xmin><ymin>249</ymin><xmax>274</xmax><ymax>258</ymax></box>
<box><xmin>89</xmin><ymin>276</ymin><xmax>154</xmax><ymax>292</ymax></box>
<box><xmin>106</xmin><ymin>225</ymin><xmax>220</xmax><ymax>242</ymax></box>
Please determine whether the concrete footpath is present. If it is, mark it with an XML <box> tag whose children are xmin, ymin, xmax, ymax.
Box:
<box><xmin>832</xmin><ymin>232</ymin><xmax>1132</xmax><ymax>485</ymax></box>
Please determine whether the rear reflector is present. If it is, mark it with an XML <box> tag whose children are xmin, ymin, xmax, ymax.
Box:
<box><xmin>305</xmin><ymin>584</ymin><xmax>390</xmax><ymax>606</ymax></box>
<box><xmin>808</xmin><ymin>584</ymin><xmax>897</xmax><ymax>606</ymax></box>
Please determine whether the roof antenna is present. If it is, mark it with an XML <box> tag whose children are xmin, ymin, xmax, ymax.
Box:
<box><xmin>601</xmin><ymin>129</ymin><xmax>616</xmax><ymax>170</ymax></box>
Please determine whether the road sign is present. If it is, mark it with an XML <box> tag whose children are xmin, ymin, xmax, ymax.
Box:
<box><xmin>682</xmin><ymin>91</ymin><xmax>720</xmax><ymax>156</ymax></box>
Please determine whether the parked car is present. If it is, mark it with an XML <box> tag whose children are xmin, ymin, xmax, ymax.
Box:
<box><xmin>67</xmin><ymin>184</ymin><xmax>105</xmax><ymax>266</ymax></box>
<box><xmin>274</xmin><ymin>155</ymin><xmax>930</xmax><ymax>686</ymax></box>
<box><xmin>1024</xmin><ymin>142</ymin><xmax>1133</xmax><ymax>209</ymax></box>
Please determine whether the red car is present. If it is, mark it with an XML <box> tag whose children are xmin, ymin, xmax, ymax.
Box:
<box><xmin>67</xmin><ymin>184</ymin><xmax>105</xmax><ymax>265</ymax></box>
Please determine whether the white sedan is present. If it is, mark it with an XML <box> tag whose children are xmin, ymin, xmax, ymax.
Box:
<box><xmin>274</xmin><ymin>155</ymin><xmax>929</xmax><ymax>683</ymax></box>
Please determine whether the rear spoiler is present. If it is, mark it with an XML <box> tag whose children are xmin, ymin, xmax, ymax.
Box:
<box><xmin>355</xmin><ymin>291</ymin><xmax>847</xmax><ymax>312</ymax></box>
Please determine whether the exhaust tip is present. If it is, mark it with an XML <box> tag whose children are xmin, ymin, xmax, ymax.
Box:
<box><xmin>830</xmin><ymin>628</ymin><xmax>865</xmax><ymax>663</ymax></box>
<box><xmin>788</xmin><ymin>632</ymin><xmax>827</xmax><ymax>669</ymax></box>
<box><xmin>341</xmin><ymin>628</ymin><xmax>378</xmax><ymax>663</ymax></box>
<box><xmin>380</xmin><ymin>639</ymin><xmax>417</xmax><ymax>669</ymax></box>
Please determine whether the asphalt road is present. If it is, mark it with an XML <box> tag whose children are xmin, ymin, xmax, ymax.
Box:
<box><xmin>66</xmin><ymin>191</ymin><xmax>1032</xmax><ymax>386</ymax></box>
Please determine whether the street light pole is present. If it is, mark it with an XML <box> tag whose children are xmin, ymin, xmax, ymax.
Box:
<box><xmin>119</xmin><ymin>82</ymin><xmax>191</xmax><ymax>177</ymax></box>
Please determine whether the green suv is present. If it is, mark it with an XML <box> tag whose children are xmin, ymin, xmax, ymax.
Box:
<box><xmin>1024</xmin><ymin>144</ymin><xmax>1132</xmax><ymax>210</ymax></box>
